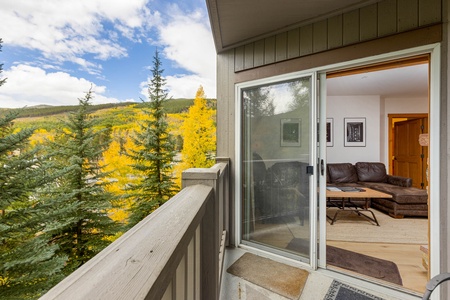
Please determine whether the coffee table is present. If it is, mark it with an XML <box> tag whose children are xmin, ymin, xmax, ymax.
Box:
<box><xmin>326</xmin><ymin>187</ymin><xmax>392</xmax><ymax>226</ymax></box>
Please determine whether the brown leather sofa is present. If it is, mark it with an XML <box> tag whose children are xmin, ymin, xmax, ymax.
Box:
<box><xmin>327</xmin><ymin>162</ymin><xmax>428</xmax><ymax>218</ymax></box>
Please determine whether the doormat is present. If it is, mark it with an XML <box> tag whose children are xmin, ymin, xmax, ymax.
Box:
<box><xmin>324</xmin><ymin>280</ymin><xmax>384</xmax><ymax>300</ymax></box>
<box><xmin>226</xmin><ymin>252</ymin><xmax>309</xmax><ymax>300</ymax></box>
<box><xmin>286</xmin><ymin>239</ymin><xmax>403</xmax><ymax>286</ymax></box>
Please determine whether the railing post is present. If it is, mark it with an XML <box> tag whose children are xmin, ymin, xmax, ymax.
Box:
<box><xmin>216</xmin><ymin>157</ymin><xmax>230</xmax><ymax>247</ymax></box>
<box><xmin>182</xmin><ymin>168</ymin><xmax>220</xmax><ymax>300</ymax></box>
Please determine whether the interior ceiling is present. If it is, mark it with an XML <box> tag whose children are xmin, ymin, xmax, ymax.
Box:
<box><xmin>206</xmin><ymin>0</ymin><xmax>379</xmax><ymax>52</ymax></box>
<box><xmin>327</xmin><ymin>64</ymin><xmax>429</xmax><ymax>98</ymax></box>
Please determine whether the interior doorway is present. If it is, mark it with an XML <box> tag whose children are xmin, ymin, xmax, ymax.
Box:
<box><xmin>324</xmin><ymin>56</ymin><xmax>430</xmax><ymax>293</ymax></box>
<box><xmin>389</xmin><ymin>114</ymin><xmax>428</xmax><ymax>190</ymax></box>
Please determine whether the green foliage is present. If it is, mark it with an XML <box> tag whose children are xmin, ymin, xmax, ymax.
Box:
<box><xmin>0</xmin><ymin>39</ymin><xmax>5</xmax><ymax>87</ymax></box>
<box><xmin>0</xmin><ymin>110</ymin><xmax>67</xmax><ymax>299</ymax></box>
<box><xmin>243</xmin><ymin>86</ymin><xmax>275</xmax><ymax>117</ymax></box>
<box><xmin>126</xmin><ymin>50</ymin><xmax>179</xmax><ymax>227</ymax></box>
<box><xmin>42</xmin><ymin>89</ymin><xmax>118</xmax><ymax>274</ymax></box>
<box><xmin>15</xmin><ymin>102</ymin><xmax>136</xmax><ymax>118</ymax></box>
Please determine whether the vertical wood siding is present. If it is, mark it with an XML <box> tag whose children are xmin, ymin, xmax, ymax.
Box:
<box><xmin>234</xmin><ymin>0</ymin><xmax>441</xmax><ymax>72</ymax></box>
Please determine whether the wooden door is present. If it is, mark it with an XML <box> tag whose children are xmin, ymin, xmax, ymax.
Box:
<box><xmin>393</xmin><ymin>118</ymin><xmax>428</xmax><ymax>189</ymax></box>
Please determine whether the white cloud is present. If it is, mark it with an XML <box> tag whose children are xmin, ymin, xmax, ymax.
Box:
<box><xmin>0</xmin><ymin>0</ymin><xmax>159</xmax><ymax>72</ymax></box>
<box><xmin>165</xmin><ymin>75</ymin><xmax>215</xmax><ymax>99</ymax></box>
<box><xmin>0</xmin><ymin>64</ymin><xmax>121</xmax><ymax>108</ymax></box>
<box><xmin>139</xmin><ymin>73</ymin><xmax>215</xmax><ymax>100</ymax></box>
<box><xmin>0</xmin><ymin>1</ymin><xmax>217</xmax><ymax>107</ymax></box>
<box><xmin>158</xmin><ymin>6</ymin><xmax>216</xmax><ymax>79</ymax></box>
<box><xmin>148</xmin><ymin>4</ymin><xmax>217</xmax><ymax>98</ymax></box>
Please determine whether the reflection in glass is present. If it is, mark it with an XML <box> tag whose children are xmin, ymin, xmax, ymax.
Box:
<box><xmin>241</xmin><ymin>77</ymin><xmax>311</xmax><ymax>261</ymax></box>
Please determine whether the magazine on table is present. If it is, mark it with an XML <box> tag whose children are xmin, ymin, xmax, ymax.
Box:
<box><xmin>326</xmin><ymin>186</ymin><xmax>365</xmax><ymax>192</ymax></box>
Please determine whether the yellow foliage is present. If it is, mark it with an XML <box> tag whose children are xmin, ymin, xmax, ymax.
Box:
<box><xmin>29</xmin><ymin>128</ymin><xmax>55</xmax><ymax>146</ymax></box>
<box><xmin>175</xmin><ymin>86</ymin><xmax>216</xmax><ymax>186</ymax></box>
<box><xmin>101</xmin><ymin>131</ymin><xmax>140</xmax><ymax>223</ymax></box>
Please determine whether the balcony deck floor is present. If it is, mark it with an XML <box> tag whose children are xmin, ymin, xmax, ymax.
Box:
<box><xmin>221</xmin><ymin>247</ymin><xmax>423</xmax><ymax>300</ymax></box>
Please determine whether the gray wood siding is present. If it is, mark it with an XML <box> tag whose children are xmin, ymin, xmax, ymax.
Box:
<box><xmin>234</xmin><ymin>0</ymin><xmax>441</xmax><ymax>72</ymax></box>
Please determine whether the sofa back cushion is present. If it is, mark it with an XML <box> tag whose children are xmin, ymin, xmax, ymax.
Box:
<box><xmin>327</xmin><ymin>163</ymin><xmax>358</xmax><ymax>183</ymax></box>
<box><xmin>355</xmin><ymin>162</ymin><xmax>388</xmax><ymax>182</ymax></box>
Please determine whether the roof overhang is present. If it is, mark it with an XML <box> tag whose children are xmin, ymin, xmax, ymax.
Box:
<box><xmin>206</xmin><ymin>0</ymin><xmax>380</xmax><ymax>53</ymax></box>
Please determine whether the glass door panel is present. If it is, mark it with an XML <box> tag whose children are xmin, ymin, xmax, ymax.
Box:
<box><xmin>241</xmin><ymin>76</ymin><xmax>312</xmax><ymax>262</ymax></box>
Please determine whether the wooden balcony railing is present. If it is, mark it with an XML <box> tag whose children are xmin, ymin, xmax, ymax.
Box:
<box><xmin>41</xmin><ymin>158</ymin><xmax>230</xmax><ymax>300</ymax></box>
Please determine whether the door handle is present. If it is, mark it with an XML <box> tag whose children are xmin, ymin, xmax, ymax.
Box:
<box><xmin>320</xmin><ymin>159</ymin><xmax>325</xmax><ymax>176</ymax></box>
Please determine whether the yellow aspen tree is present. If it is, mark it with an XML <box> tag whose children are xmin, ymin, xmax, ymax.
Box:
<box><xmin>176</xmin><ymin>86</ymin><xmax>216</xmax><ymax>185</ymax></box>
<box><xmin>29</xmin><ymin>128</ymin><xmax>55</xmax><ymax>147</ymax></box>
<box><xmin>101</xmin><ymin>130</ymin><xmax>139</xmax><ymax>223</ymax></box>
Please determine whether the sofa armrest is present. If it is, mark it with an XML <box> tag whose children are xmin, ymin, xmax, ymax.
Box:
<box><xmin>387</xmin><ymin>175</ymin><xmax>412</xmax><ymax>187</ymax></box>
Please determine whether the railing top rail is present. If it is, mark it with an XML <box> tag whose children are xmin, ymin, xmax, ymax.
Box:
<box><xmin>41</xmin><ymin>184</ymin><xmax>214</xmax><ymax>300</ymax></box>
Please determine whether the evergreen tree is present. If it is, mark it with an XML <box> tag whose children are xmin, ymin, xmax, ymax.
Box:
<box><xmin>127</xmin><ymin>50</ymin><xmax>178</xmax><ymax>227</ymax></box>
<box><xmin>44</xmin><ymin>89</ymin><xmax>118</xmax><ymax>274</ymax></box>
<box><xmin>288</xmin><ymin>77</ymin><xmax>311</xmax><ymax>111</ymax></box>
<box><xmin>0</xmin><ymin>39</ymin><xmax>6</xmax><ymax>87</ymax></box>
<box><xmin>175</xmin><ymin>86</ymin><xmax>216</xmax><ymax>186</ymax></box>
<box><xmin>243</xmin><ymin>86</ymin><xmax>275</xmax><ymax>117</ymax></box>
<box><xmin>0</xmin><ymin>110</ymin><xmax>67</xmax><ymax>299</ymax></box>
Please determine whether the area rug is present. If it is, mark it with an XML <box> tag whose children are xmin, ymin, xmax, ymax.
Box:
<box><xmin>324</xmin><ymin>280</ymin><xmax>384</xmax><ymax>300</ymax></box>
<box><xmin>226</xmin><ymin>252</ymin><xmax>309</xmax><ymax>300</ymax></box>
<box><xmin>286</xmin><ymin>239</ymin><xmax>403</xmax><ymax>286</ymax></box>
<box><xmin>327</xmin><ymin>245</ymin><xmax>403</xmax><ymax>285</ymax></box>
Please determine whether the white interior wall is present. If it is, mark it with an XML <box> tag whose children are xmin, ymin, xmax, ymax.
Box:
<box><xmin>326</xmin><ymin>95</ymin><xmax>381</xmax><ymax>164</ymax></box>
<box><xmin>326</xmin><ymin>95</ymin><xmax>428</xmax><ymax>167</ymax></box>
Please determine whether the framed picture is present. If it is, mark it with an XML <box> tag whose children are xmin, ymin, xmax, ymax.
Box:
<box><xmin>326</xmin><ymin>118</ymin><xmax>333</xmax><ymax>147</ymax></box>
<box><xmin>281</xmin><ymin>118</ymin><xmax>301</xmax><ymax>147</ymax></box>
<box><xmin>344</xmin><ymin>117</ymin><xmax>366</xmax><ymax>147</ymax></box>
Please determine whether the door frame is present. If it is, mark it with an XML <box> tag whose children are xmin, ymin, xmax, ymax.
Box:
<box><xmin>317</xmin><ymin>43</ymin><xmax>440</xmax><ymax>295</ymax></box>
<box><xmin>234</xmin><ymin>71</ymin><xmax>318</xmax><ymax>268</ymax></box>
<box><xmin>233</xmin><ymin>43</ymin><xmax>441</xmax><ymax>296</ymax></box>
<box><xmin>389</xmin><ymin>113</ymin><xmax>428</xmax><ymax>188</ymax></box>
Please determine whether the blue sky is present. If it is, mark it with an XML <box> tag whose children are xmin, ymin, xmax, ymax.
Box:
<box><xmin>0</xmin><ymin>0</ymin><xmax>216</xmax><ymax>108</ymax></box>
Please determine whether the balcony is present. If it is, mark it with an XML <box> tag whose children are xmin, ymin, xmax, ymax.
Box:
<box><xmin>40</xmin><ymin>158</ymin><xmax>423</xmax><ymax>300</ymax></box>
<box><xmin>41</xmin><ymin>158</ymin><xmax>230</xmax><ymax>300</ymax></box>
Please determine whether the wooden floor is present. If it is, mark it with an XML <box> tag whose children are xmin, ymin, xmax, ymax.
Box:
<box><xmin>250</xmin><ymin>214</ymin><xmax>428</xmax><ymax>294</ymax></box>
<box><xmin>327</xmin><ymin>240</ymin><xmax>428</xmax><ymax>293</ymax></box>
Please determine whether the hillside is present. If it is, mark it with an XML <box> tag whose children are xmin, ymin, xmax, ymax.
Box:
<box><xmin>5</xmin><ymin>98</ymin><xmax>214</xmax><ymax>119</ymax></box>
<box><xmin>12</xmin><ymin>98</ymin><xmax>216</xmax><ymax>133</ymax></box>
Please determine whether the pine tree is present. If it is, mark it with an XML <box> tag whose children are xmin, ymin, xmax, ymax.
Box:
<box><xmin>243</xmin><ymin>86</ymin><xmax>275</xmax><ymax>117</ymax></box>
<box><xmin>0</xmin><ymin>39</ymin><xmax>6</xmax><ymax>87</ymax></box>
<box><xmin>0</xmin><ymin>110</ymin><xmax>67</xmax><ymax>299</ymax></box>
<box><xmin>127</xmin><ymin>50</ymin><xmax>178</xmax><ymax>227</ymax></box>
<box><xmin>175</xmin><ymin>86</ymin><xmax>216</xmax><ymax>186</ymax></box>
<box><xmin>44</xmin><ymin>89</ymin><xmax>118</xmax><ymax>274</ymax></box>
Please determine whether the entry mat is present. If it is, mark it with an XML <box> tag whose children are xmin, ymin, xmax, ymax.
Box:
<box><xmin>324</xmin><ymin>280</ymin><xmax>384</xmax><ymax>300</ymax></box>
<box><xmin>227</xmin><ymin>252</ymin><xmax>309</xmax><ymax>299</ymax></box>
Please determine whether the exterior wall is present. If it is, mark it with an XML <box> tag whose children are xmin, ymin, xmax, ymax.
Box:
<box><xmin>216</xmin><ymin>50</ymin><xmax>237</xmax><ymax>244</ymax></box>
<box><xmin>217</xmin><ymin>2</ymin><xmax>448</xmax><ymax>293</ymax></box>
<box><xmin>234</xmin><ymin>0</ymin><xmax>441</xmax><ymax>73</ymax></box>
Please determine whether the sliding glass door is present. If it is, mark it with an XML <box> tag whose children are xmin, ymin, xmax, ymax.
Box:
<box><xmin>240</xmin><ymin>75</ymin><xmax>315</xmax><ymax>263</ymax></box>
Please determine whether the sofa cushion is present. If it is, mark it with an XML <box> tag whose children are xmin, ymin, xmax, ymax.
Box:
<box><xmin>327</xmin><ymin>163</ymin><xmax>358</xmax><ymax>183</ymax></box>
<box><xmin>360</xmin><ymin>182</ymin><xmax>428</xmax><ymax>204</ymax></box>
<box><xmin>387</xmin><ymin>175</ymin><xmax>412</xmax><ymax>187</ymax></box>
<box><xmin>355</xmin><ymin>162</ymin><xmax>388</xmax><ymax>182</ymax></box>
